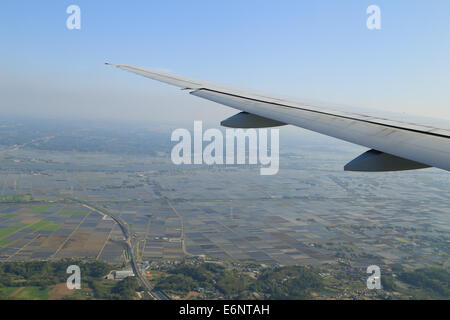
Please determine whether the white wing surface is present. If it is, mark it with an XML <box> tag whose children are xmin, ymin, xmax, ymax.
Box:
<box><xmin>106</xmin><ymin>63</ymin><xmax>450</xmax><ymax>172</ymax></box>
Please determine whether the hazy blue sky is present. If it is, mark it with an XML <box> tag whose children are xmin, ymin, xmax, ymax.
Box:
<box><xmin>1</xmin><ymin>0</ymin><xmax>449</xmax><ymax>124</ymax></box>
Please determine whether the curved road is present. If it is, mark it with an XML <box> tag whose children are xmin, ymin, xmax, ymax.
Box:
<box><xmin>72</xmin><ymin>199</ymin><xmax>168</xmax><ymax>300</ymax></box>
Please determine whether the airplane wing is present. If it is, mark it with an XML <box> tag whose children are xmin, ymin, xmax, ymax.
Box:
<box><xmin>106</xmin><ymin>63</ymin><xmax>450</xmax><ymax>172</ymax></box>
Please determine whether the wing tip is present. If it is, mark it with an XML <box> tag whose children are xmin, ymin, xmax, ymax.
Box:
<box><xmin>104</xmin><ymin>62</ymin><xmax>118</xmax><ymax>67</ymax></box>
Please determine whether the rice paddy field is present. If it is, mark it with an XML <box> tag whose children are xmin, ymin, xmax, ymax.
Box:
<box><xmin>0</xmin><ymin>203</ymin><xmax>124</xmax><ymax>263</ymax></box>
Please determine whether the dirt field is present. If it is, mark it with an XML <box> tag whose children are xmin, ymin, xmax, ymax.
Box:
<box><xmin>185</xmin><ymin>291</ymin><xmax>200</xmax><ymax>300</ymax></box>
<box><xmin>48</xmin><ymin>283</ymin><xmax>72</xmax><ymax>300</ymax></box>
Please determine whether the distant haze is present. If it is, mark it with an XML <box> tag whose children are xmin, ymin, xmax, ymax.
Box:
<box><xmin>1</xmin><ymin>1</ymin><xmax>449</xmax><ymax>126</ymax></box>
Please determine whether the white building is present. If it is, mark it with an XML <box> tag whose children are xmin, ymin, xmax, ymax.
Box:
<box><xmin>114</xmin><ymin>270</ymin><xmax>135</xmax><ymax>280</ymax></box>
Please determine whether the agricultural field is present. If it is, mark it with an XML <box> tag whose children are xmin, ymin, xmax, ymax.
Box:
<box><xmin>0</xmin><ymin>203</ymin><xmax>124</xmax><ymax>263</ymax></box>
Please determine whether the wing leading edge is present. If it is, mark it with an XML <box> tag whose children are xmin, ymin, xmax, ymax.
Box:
<box><xmin>106</xmin><ymin>63</ymin><xmax>450</xmax><ymax>172</ymax></box>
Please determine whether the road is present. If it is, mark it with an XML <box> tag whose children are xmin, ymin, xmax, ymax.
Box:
<box><xmin>167</xmin><ymin>199</ymin><xmax>191</xmax><ymax>256</ymax></box>
<box><xmin>72</xmin><ymin>199</ymin><xmax>169</xmax><ymax>300</ymax></box>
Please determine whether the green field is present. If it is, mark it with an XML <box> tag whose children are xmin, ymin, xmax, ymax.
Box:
<box><xmin>0</xmin><ymin>220</ymin><xmax>60</xmax><ymax>242</ymax></box>
<box><xmin>0</xmin><ymin>223</ymin><xmax>27</xmax><ymax>239</ymax></box>
<box><xmin>0</xmin><ymin>214</ymin><xmax>18</xmax><ymax>220</ymax></box>
<box><xmin>0</xmin><ymin>239</ymin><xmax>14</xmax><ymax>247</ymax></box>
<box><xmin>0</xmin><ymin>287</ymin><xmax>19</xmax><ymax>299</ymax></box>
<box><xmin>57</xmin><ymin>210</ymin><xmax>89</xmax><ymax>216</ymax></box>
<box><xmin>10</xmin><ymin>287</ymin><xmax>50</xmax><ymax>300</ymax></box>
<box><xmin>30</xmin><ymin>205</ymin><xmax>54</xmax><ymax>214</ymax></box>
<box><xmin>0</xmin><ymin>286</ymin><xmax>51</xmax><ymax>300</ymax></box>
<box><xmin>0</xmin><ymin>195</ymin><xmax>32</xmax><ymax>202</ymax></box>
<box><xmin>28</xmin><ymin>220</ymin><xmax>61</xmax><ymax>232</ymax></box>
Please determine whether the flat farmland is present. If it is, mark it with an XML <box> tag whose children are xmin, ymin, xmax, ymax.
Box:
<box><xmin>0</xmin><ymin>204</ymin><xmax>123</xmax><ymax>263</ymax></box>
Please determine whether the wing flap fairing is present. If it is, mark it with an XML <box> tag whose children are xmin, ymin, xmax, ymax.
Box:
<box><xmin>344</xmin><ymin>149</ymin><xmax>431</xmax><ymax>172</ymax></box>
<box><xmin>221</xmin><ymin>112</ymin><xmax>286</xmax><ymax>128</ymax></box>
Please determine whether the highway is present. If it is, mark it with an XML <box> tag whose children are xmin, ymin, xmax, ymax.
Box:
<box><xmin>71</xmin><ymin>199</ymin><xmax>169</xmax><ymax>300</ymax></box>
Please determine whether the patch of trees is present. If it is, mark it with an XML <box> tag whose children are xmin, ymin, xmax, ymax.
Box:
<box><xmin>397</xmin><ymin>267</ymin><xmax>450</xmax><ymax>298</ymax></box>
<box><xmin>0</xmin><ymin>259</ymin><xmax>112</xmax><ymax>291</ymax></box>
<box><xmin>216</xmin><ymin>271</ymin><xmax>251</xmax><ymax>298</ymax></box>
<box><xmin>250</xmin><ymin>266</ymin><xmax>323</xmax><ymax>300</ymax></box>
<box><xmin>154</xmin><ymin>264</ymin><xmax>220</xmax><ymax>293</ymax></box>
<box><xmin>88</xmin><ymin>276</ymin><xmax>141</xmax><ymax>300</ymax></box>
<box><xmin>154</xmin><ymin>263</ymin><xmax>323</xmax><ymax>299</ymax></box>
<box><xmin>154</xmin><ymin>274</ymin><xmax>199</xmax><ymax>293</ymax></box>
